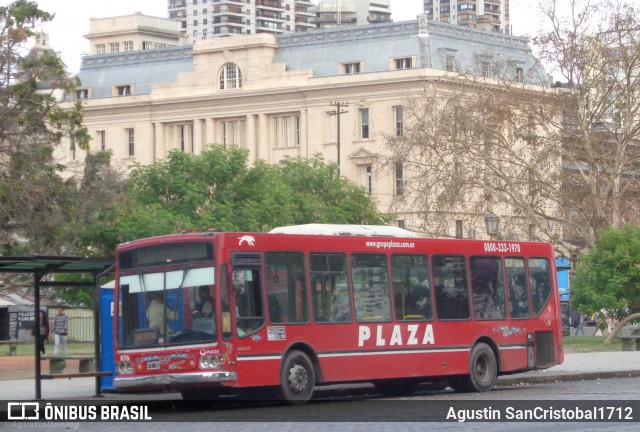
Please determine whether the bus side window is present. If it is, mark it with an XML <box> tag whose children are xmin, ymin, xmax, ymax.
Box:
<box><xmin>529</xmin><ymin>258</ymin><xmax>552</xmax><ymax>317</ymax></box>
<box><xmin>432</xmin><ymin>255</ymin><xmax>470</xmax><ymax>320</ymax></box>
<box><xmin>265</xmin><ymin>252</ymin><xmax>309</xmax><ymax>324</ymax></box>
<box><xmin>506</xmin><ymin>257</ymin><xmax>530</xmax><ymax>319</ymax></box>
<box><xmin>391</xmin><ymin>254</ymin><xmax>432</xmax><ymax>321</ymax></box>
<box><xmin>232</xmin><ymin>268</ymin><xmax>264</xmax><ymax>336</ymax></box>
<box><xmin>310</xmin><ymin>253</ymin><xmax>351</xmax><ymax>323</ymax></box>
<box><xmin>352</xmin><ymin>254</ymin><xmax>391</xmax><ymax>322</ymax></box>
<box><xmin>470</xmin><ymin>256</ymin><xmax>506</xmax><ymax>320</ymax></box>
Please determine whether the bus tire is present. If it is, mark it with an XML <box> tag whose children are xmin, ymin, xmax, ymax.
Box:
<box><xmin>470</xmin><ymin>343</ymin><xmax>497</xmax><ymax>392</ymax></box>
<box><xmin>280</xmin><ymin>350</ymin><xmax>315</xmax><ymax>404</ymax></box>
<box><xmin>453</xmin><ymin>342</ymin><xmax>497</xmax><ymax>393</ymax></box>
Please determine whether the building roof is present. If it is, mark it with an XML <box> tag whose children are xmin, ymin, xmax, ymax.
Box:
<box><xmin>74</xmin><ymin>16</ymin><xmax>549</xmax><ymax>99</ymax></box>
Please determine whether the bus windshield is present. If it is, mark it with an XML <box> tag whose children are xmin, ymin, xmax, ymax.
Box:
<box><xmin>117</xmin><ymin>266</ymin><xmax>216</xmax><ymax>348</ymax></box>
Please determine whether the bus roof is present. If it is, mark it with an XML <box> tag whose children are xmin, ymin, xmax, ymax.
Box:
<box><xmin>269</xmin><ymin>224</ymin><xmax>418</xmax><ymax>238</ymax></box>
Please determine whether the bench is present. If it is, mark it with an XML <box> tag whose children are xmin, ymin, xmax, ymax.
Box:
<box><xmin>41</xmin><ymin>355</ymin><xmax>96</xmax><ymax>374</ymax></box>
<box><xmin>619</xmin><ymin>326</ymin><xmax>640</xmax><ymax>351</ymax></box>
<box><xmin>40</xmin><ymin>371</ymin><xmax>112</xmax><ymax>380</ymax></box>
<box><xmin>0</xmin><ymin>340</ymin><xmax>23</xmax><ymax>356</ymax></box>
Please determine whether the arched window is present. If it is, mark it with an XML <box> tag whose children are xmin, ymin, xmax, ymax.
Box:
<box><xmin>219</xmin><ymin>63</ymin><xmax>242</xmax><ymax>90</ymax></box>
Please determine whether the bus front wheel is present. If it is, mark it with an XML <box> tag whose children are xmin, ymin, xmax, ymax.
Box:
<box><xmin>280</xmin><ymin>350</ymin><xmax>315</xmax><ymax>404</ymax></box>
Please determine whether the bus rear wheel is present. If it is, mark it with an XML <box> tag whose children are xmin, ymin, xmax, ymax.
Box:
<box><xmin>280</xmin><ymin>350</ymin><xmax>315</xmax><ymax>404</ymax></box>
<box><xmin>450</xmin><ymin>343</ymin><xmax>497</xmax><ymax>393</ymax></box>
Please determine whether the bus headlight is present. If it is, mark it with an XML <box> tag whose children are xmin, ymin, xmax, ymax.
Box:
<box><xmin>199</xmin><ymin>355</ymin><xmax>224</xmax><ymax>369</ymax></box>
<box><xmin>117</xmin><ymin>361</ymin><xmax>134</xmax><ymax>375</ymax></box>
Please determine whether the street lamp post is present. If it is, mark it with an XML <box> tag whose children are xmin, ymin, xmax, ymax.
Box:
<box><xmin>329</xmin><ymin>102</ymin><xmax>349</xmax><ymax>175</ymax></box>
<box><xmin>484</xmin><ymin>211</ymin><xmax>500</xmax><ymax>240</ymax></box>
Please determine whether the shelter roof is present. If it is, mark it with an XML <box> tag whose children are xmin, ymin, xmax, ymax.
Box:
<box><xmin>0</xmin><ymin>256</ymin><xmax>114</xmax><ymax>274</ymax></box>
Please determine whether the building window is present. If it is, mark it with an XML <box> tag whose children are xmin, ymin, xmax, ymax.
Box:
<box><xmin>359</xmin><ymin>108</ymin><xmax>369</xmax><ymax>139</ymax></box>
<box><xmin>360</xmin><ymin>164</ymin><xmax>372</xmax><ymax>194</ymax></box>
<box><xmin>481</xmin><ymin>61</ymin><xmax>490</xmax><ymax>78</ymax></box>
<box><xmin>455</xmin><ymin>220</ymin><xmax>463</xmax><ymax>239</ymax></box>
<box><xmin>220</xmin><ymin>120</ymin><xmax>245</xmax><ymax>148</ymax></box>
<box><xmin>446</xmin><ymin>55</ymin><xmax>455</xmax><ymax>71</ymax></box>
<box><xmin>394</xmin><ymin>57</ymin><xmax>412</xmax><ymax>70</ymax></box>
<box><xmin>116</xmin><ymin>85</ymin><xmax>131</xmax><ymax>96</ymax></box>
<box><xmin>179</xmin><ymin>125</ymin><xmax>186</xmax><ymax>151</ymax></box>
<box><xmin>397</xmin><ymin>220</ymin><xmax>405</xmax><ymax>229</ymax></box>
<box><xmin>219</xmin><ymin>63</ymin><xmax>242</xmax><ymax>90</ymax></box>
<box><xmin>126</xmin><ymin>128</ymin><xmax>135</xmax><ymax>156</ymax></box>
<box><xmin>96</xmin><ymin>44</ymin><xmax>105</xmax><ymax>55</ymax></box>
<box><xmin>193</xmin><ymin>20</ymin><xmax>198</xmax><ymax>26</ymax></box>
<box><xmin>394</xmin><ymin>106</ymin><xmax>403</xmax><ymax>136</ymax></box>
<box><xmin>123</xmin><ymin>41</ymin><xmax>134</xmax><ymax>51</ymax></box>
<box><xmin>395</xmin><ymin>162</ymin><xmax>404</xmax><ymax>196</ymax></box>
<box><xmin>98</xmin><ymin>130</ymin><xmax>106</xmax><ymax>151</ymax></box>
<box><xmin>76</xmin><ymin>89</ymin><xmax>89</xmax><ymax>99</ymax></box>
<box><xmin>515</xmin><ymin>67</ymin><xmax>524</xmax><ymax>83</ymax></box>
<box><xmin>69</xmin><ymin>141</ymin><xmax>76</xmax><ymax>161</ymax></box>
<box><xmin>143</xmin><ymin>41</ymin><xmax>153</xmax><ymax>50</ymax></box>
<box><xmin>343</xmin><ymin>62</ymin><xmax>360</xmax><ymax>74</ymax></box>
<box><xmin>109</xmin><ymin>42</ymin><xmax>119</xmax><ymax>53</ymax></box>
<box><xmin>272</xmin><ymin>114</ymin><xmax>300</xmax><ymax>148</ymax></box>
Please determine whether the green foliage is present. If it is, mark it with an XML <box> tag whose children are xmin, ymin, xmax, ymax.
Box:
<box><xmin>0</xmin><ymin>1</ymin><xmax>90</xmax><ymax>255</ymax></box>
<box><xmin>571</xmin><ymin>225</ymin><xmax>640</xmax><ymax>321</ymax></box>
<box><xmin>81</xmin><ymin>145</ymin><xmax>390</xmax><ymax>254</ymax></box>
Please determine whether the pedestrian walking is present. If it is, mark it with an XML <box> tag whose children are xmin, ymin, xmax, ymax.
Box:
<box><xmin>52</xmin><ymin>308</ymin><xmax>69</xmax><ymax>356</ymax></box>
<box><xmin>574</xmin><ymin>313</ymin><xmax>586</xmax><ymax>336</ymax></box>
<box><xmin>31</xmin><ymin>310</ymin><xmax>49</xmax><ymax>354</ymax></box>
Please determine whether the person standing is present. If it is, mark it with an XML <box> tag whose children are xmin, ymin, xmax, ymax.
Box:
<box><xmin>31</xmin><ymin>310</ymin><xmax>50</xmax><ymax>354</ymax></box>
<box><xmin>52</xmin><ymin>308</ymin><xmax>69</xmax><ymax>356</ymax></box>
<box><xmin>574</xmin><ymin>313</ymin><xmax>586</xmax><ymax>336</ymax></box>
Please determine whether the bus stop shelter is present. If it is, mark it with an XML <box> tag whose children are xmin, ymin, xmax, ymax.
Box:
<box><xmin>0</xmin><ymin>255</ymin><xmax>114</xmax><ymax>400</ymax></box>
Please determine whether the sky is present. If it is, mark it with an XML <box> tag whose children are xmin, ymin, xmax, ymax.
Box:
<box><xmin>2</xmin><ymin>0</ymin><xmax>540</xmax><ymax>74</ymax></box>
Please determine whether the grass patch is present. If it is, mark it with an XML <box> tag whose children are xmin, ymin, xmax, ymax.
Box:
<box><xmin>7</xmin><ymin>342</ymin><xmax>94</xmax><ymax>357</ymax></box>
<box><xmin>563</xmin><ymin>335</ymin><xmax>623</xmax><ymax>353</ymax></box>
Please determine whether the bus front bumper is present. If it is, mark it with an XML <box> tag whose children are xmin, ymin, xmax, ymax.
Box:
<box><xmin>114</xmin><ymin>371</ymin><xmax>237</xmax><ymax>390</ymax></box>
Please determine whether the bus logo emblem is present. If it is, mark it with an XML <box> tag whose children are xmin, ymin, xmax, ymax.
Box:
<box><xmin>238</xmin><ymin>235</ymin><xmax>256</xmax><ymax>246</ymax></box>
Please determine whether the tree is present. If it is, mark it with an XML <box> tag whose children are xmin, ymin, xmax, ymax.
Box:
<box><xmin>570</xmin><ymin>225</ymin><xmax>640</xmax><ymax>342</ymax></box>
<box><xmin>79</xmin><ymin>145</ymin><xmax>390</xmax><ymax>255</ymax></box>
<box><xmin>381</xmin><ymin>0</ymin><xmax>640</xmax><ymax>253</ymax></box>
<box><xmin>0</xmin><ymin>0</ymin><xmax>89</xmax><ymax>255</ymax></box>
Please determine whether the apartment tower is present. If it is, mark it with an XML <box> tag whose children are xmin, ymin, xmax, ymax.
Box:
<box><xmin>424</xmin><ymin>0</ymin><xmax>510</xmax><ymax>33</ymax></box>
<box><xmin>315</xmin><ymin>0</ymin><xmax>392</xmax><ymax>28</ymax></box>
<box><xmin>168</xmin><ymin>0</ymin><xmax>316</xmax><ymax>42</ymax></box>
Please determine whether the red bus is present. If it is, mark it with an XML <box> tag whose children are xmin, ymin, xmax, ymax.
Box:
<box><xmin>112</xmin><ymin>224</ymin><xmax>564</xmax><ymax>403</ymax></box>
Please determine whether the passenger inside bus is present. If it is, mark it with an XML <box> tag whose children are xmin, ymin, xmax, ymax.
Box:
<box><xmin>194</xmin><ymin>285</ymin><xmax>214</xmax><ymax>318</ymax></box>
<box><xmin>147</xmin><ymin>291</ymin><xmax>178</xmax><ymax>331</ymax></box>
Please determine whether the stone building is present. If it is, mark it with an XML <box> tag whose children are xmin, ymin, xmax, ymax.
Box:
<box><xmin>62</xmin><ymin>13</ymin><xmax>549</xmax><ymax>235</ymax></box>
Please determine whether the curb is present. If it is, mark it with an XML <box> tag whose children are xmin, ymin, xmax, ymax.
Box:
<box><xmin>498</xmin><ymin>370</ymin><xmax>640</xmax><ymax>386</ymax></box>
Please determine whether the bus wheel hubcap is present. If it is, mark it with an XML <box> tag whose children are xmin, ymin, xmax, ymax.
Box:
<box><xmin>288</xmin><ymin>364</ymin><xmax>308</xmax><ymax>393</ymax></box>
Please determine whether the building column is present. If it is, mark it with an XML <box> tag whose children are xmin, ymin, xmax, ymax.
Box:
<box><xmin>154</xmin><ymin>122</ymin><xmax>165</xmax><ymax>161</ymax></box>
<box><xmin>258</xmin><ymin>113</ymin><xmax>269</xmax><ymax>163</ymax></box>
<box><xmin>193</xmin><ymin>119</ymin><xmax>203</xmax><ymax>154</ymax></box>
<box><xmin>246</xmin><ymin>114</ymin><xmax>257</xmax><ymax>163</ymax></box>
<box><xmin>205</xmin><ymin>118</ymin><xmax>215</xmax><ymax>151</ymax></box>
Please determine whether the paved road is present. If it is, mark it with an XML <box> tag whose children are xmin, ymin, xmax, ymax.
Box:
<box><xmin>4</xmin><ymin>377</ymin><xmax>638</xmax><ymax>431</ymax></box>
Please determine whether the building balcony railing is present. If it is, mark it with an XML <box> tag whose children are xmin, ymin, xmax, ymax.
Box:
<box><xmin>257</xmin><ymin>0</ymin><xmax>283</xmax><ymax>9</ymax></box>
